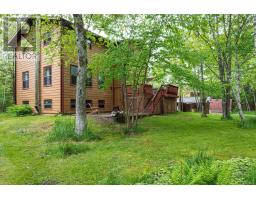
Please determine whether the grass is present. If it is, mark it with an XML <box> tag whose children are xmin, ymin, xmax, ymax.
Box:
<box><xmin>0</xmin><ymin>112</ymin><xmax>256</xmax><ymax>184</ymax></box>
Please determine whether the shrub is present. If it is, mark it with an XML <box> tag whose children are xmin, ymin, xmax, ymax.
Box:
<box><xmin>48</xmin><ymin>117</ymin><xmax>76</xmax><ymax>142</ymax></box>
<box><xmin>217</xmin><ymin>158</ymin><xmax>256</xmax><ymax>185</ymax></box>
<box><xmin>139</xmin><ymin>153</ymin><xmax>256</xmax><ymax>185</ymax></box>
<box><xmin>140</xmin><ymin>152</ymin><xmax>218</xmax><ymax>185</ymax></box>
<box><xmin>46</xmin><ymin>143</ymin><xmax>90</xmax><ymax>158</ymax></box>
<box><xmin>241</xmin><ymin>117</ymin><xmax>256</xmax><ymax>129</ymax></box>
<box><xmin>47</xmin><ymin>117</ymin><xmax>102</xmax><ymax>142</ymax></box>
<box><xmin>7</xmin><ymin>105</ymin><xmax>33</xmax><ymax>116</ymax></box>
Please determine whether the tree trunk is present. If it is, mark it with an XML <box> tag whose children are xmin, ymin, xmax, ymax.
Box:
<box><xmin>243</xmin><ymin>87</ymin><xmax>251</xmax><ymax>112</ymax></box>
<box><xmin>233</xmin><ymin>53</ymin><xmax>245</xmax><ymax>124</ymax></box>
<box><xmin>254</xmin><ymin>15</ymin><xmax>256</xmax><ymax>51</ymax></box>
<box><xmin>179</xmin><ymin>87</ymin><xmax>183</xmax><ymax>112</ymax></box>
<box><xmin>252</xmin><ymin>90</ymin><xmax>256</xmax><ymax>111</ymax></box>
<box><xmin>73</xmin><ymin>14</ymin><xmax>87</xmax><ymax>135</ymax></box>
<box><xmin>1</xmin><ymin>77</ymin><xmax>7</xmax><ymax>112</ymax></box>
<box><xmin>121</xmin><ymin>75</ymin><xmax>130</xmax><ymax>131</ymax></box>
<box><xmin>200</xmin><ymin>63</ymin><xmax>207</xmax><ymax>117</ymax></box>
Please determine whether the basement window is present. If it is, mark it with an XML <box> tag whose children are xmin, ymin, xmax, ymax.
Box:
<box><xmin>98</xmin><ymin>100</ymin><xmax>105</xmax><ymax>109</ymax></box>
<box><xmin>22</xmin><ymin>101</ymin><xmax>29</xmax><ymax>105</ymax></box>
<box><xmin>44</xmin><ymin>66</ymin><xmax>52</xmax><ymax>86</ymax></box>
<box><xmin>22</xmin><ymin>71</ymin><xmax>29</xmax><ymax>89</ymax></box>
<box><xmin>70</xmin><ymin>99</ymin><xmax>76</xmax><ymax>109</ymax></box>
<box><xmin>86</xmin><ymin>100</ymin><xmax>92</xmax><ymax>109</ymax></box>
<box><xmin>70</xmin><ymin>65</ymin><xmax>78</xmax><ymax>85</ymax></box>
<box><xmin>44</xmin><ymin>99</ymin><xmax>52</xmax><ymax>109</ymax></box>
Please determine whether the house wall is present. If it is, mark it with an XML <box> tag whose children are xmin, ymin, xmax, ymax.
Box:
<box><xmin>16</xmin><ymin>47</ymin><xmax>36</xmax><ymax>108</ymax></box>
<box><xmin>40</xmin><ymin>39</ymin><xmax>62</xmax><ymax>114</ymax></box>
<box><xmin>62</xmin><ymin>43</ymin><xmax>118</xmax><ymax>113</ymax></box>
<box><xmin>163</xmin><ymin>97</ymin><xmax>176</xmax><ymax>113</ymax></box>
<box><xmin>153</xmin><ymin>98</ymin><xmax>177</xmax><ymax>114</ymax></box>
<box><xmin>16</xmin><ymin>24</ymin><xmax>38</xmax><ymax>110</ymax></box>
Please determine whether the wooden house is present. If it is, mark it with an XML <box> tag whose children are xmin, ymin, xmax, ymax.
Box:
<box><xmin>10</xmin><ymin>18</ymin><xmax>178</xmax><ymax>115</ymax></box>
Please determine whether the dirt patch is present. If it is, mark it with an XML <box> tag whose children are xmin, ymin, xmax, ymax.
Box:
<box><xmin>90</xmin><ymin>113</ymin><xmax>115</xmax><ymax>124</ymax></box>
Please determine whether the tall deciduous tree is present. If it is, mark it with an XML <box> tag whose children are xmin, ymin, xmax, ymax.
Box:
<box><xmin>90</xmin><ymin>15</ymin><xmax>167</xmax><ymax>134</ymax></box>
<box><xmin>73</xmin><ymin>14</ymin><xmax>87</xmax><ymax>135</ymax></box>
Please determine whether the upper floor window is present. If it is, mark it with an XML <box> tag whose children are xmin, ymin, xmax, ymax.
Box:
<box><xmin>22</xmin><ymin>71</ymin><xmax>29</xmax><ymax>89</ymax></box>
<box><xmin>86</xmin><ymin>70</ymin><xmax>92</xmax><ymax>87</ymax></box>
<box><xmin>70</xmin><ymin>65</ymin><xmax>78</xmax><ymax>85</ymax></box>
<box><xmin>44</xmin><ymin>66</ymin><xmax>52</xmax><ymax>86</ymax></box>
<box><xmin>43</xmin><ymin>32</ymin><xmax>51</xmax><ymax>46</ymax></box>
<box><xmin>44</xmin><ymin>99</ymin><xmax>52</xmax><ymax>109</ymax></box>
<box><xmin>98</xmin><ymin>74</ymin><xmax>105</xmax><ymax>89</ymax></box>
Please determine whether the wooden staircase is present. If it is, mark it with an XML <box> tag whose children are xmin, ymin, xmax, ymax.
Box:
<box><xmin>144</xmin><ymin>85</ymin><xmax>178</xmax><ymax>114</ymax></box>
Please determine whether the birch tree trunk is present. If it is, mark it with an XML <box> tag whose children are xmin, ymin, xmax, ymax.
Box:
<box><xmin>234</xmin><ymin>56</ymin><xmax>245</xmax><ymax>124</ymax></box>
<box><xmin>73</xmin><ymin>14</ymin><xmax>87</xmax><ymax>135</ymax></box>
<box><xmin>243</xmin><ymin>87</ymin><xmax>251</xmax><ymax>112</ymax></box>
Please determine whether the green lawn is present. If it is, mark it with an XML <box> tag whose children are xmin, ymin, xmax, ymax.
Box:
<box><xmin>0</xmin><ymin>112</ymin><xmax>256</xmax><ymax>184</ymax></box>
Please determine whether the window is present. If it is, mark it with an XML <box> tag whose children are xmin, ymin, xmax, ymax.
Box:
<box><xmin>98</xmin><ymin>100</ymin><xmax>105</xmax><ymax>109</ymax></box>
<box><xmin>22</xmin><ymin>71</ymin><xmax>29</xmax><ymax>89</ymax></box>
<box><xmin>86</xmin><ymin>100</ymin><xmax>92</xmax><ymax>109</ymax></box>
<box><xmin>70</xmin><ymin>65</ymin><xmax>78</xmax><ymax>85</ymax></box>
<box><xmin>70</xmin><ymin>99</ymin><xmax>76</xmax><ymax>109</ymax></box>
<box><xmin>44</xmin><ymin>99</ymin><xmax>52</xmax><ymax>109</ymax></box>
<box><xmin>86</xmin><ymin>70</ymin><xmax>92</xmax><ymax>87</ymax></box>
<box><xmin>44</xmin><ymin>66</ymin><xmax>52</xmax><ymax>86</ymax></box>
<box><xmin>22</xmin><ymin>101</ymin><xmax>29</xmax><ymax>105</ymax></box>
<box><xmin>98</xmin><ymin>74</ymin><xmax>105</xmax><ymax>89</ymax></box>
<box><xmin>43</xmin><ymin>32</ymin><xmax>51</xmax><ymax>46</ymax></box>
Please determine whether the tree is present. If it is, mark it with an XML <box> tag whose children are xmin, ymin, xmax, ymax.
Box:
<box><xmin>73</xmin><ymin>14</ymin><xmax>88</xmax><ymax>135</ymax></box>
<box><xmin>90</xmin><ymin>15</ymin><xmax>167</xmax><ymax>134</ymax></box>
<box><xmin>180</xmin><ymin>15</ymin><xmax>255</xmax><ymax>122</ymax></box>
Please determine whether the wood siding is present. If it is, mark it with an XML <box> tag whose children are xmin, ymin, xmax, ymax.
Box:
<box><xmin>62</xmin><ymin>43</ymin><xmax>117</xmax><ymax>113</ymax></box>
<box><xmin>16</xmin><ymin>22</ymin><xmax>62</xmax><ymax>113</ymax></box>
<box><xmin>15</xmin><ymin>20</ymin><xmax>125</xmax><ymax>114</ymax></box>
<box><xmin>40</xmin><ymin>24</ymin><xmax>62</xmax><ymax>113</ymax></box>
<box><xmin>40</xmin><ymin>43</ymin><xmax>61</xmax><ymax>114</ymax></box>
<box><xmin>16</xmin><ymin>48</ymin><xmax>36</xmax><ymax>108</ymax></box>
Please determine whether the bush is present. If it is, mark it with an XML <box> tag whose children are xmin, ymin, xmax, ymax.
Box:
<box><xmin>47</xmin><ymin>117</ymin><xmax>102</xmax><ymax>142</ymax></box>
<box><xmin>7</xmin><ymin>105</ymin><xmax>33</xmax><ymax>116</ymax></box>
<box><xmin>217</xmin><ymin>158</ymin><xmax>256</xmax><ymax>184</ymax></box>
<box><xmin>241</xmin><ymin>117</ymin><xmax>256</xmax><ymax>129</ymax></box>
<box><xmin>139</xmin><ymin>152</ymin><xmax>256</xmax><ymax>185</ymax></box>
<box><xmin>140</xmin><ymin>152</ymin><xmax>218</xmax><ymax>185</ymax></box>
<box><xmin>46</xmin><ymin>143</ymin><xmax>90</xmax><ymax>158</ymax></box>
<box><xmin>48</xmin><ymin>117</ymin><xmax>76</xmax><ymax>142</ymax></box>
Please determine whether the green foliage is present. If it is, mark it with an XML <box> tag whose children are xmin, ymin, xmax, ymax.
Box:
<box><xmin>141</xmin><ymin>153</ymin><xmax>256</xmax><ymax>185</ymax></box>
<box><xmin>217</xmin><ymin>158</ymin><xmax>256</xmax><ymax>185</ymax></box>
<box><xmin>47</xmin><ymin>117</ymin><xmax>102</xmax><ymax>142</ymax></box>
<box><xmin>1</xmin><ymin>112</ymin><xmax>256</xmax><ymax>184</ymax></box>
<box><xmin>123</xmin><ymin>126</ymin><xmax>146</xmax><ymax>135</ymax></box>
<box><xmin>6</xmin><ymin>105</ymin><xmax>33</xmax><ymax>116</ymax></box>
<box><xmin>241</xmin><ymin>117</ymin><xmax>256</xmax><ymax>129</ymax></box>
<box><xmin>46</xmin><ymin>143</ymin><xmax>90</xmax><ymax>158</ymax></box>
<box><xmin>140</xmin><ymin>152</ymin><xmax>218</xmax><ymax>185</ymax></box>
